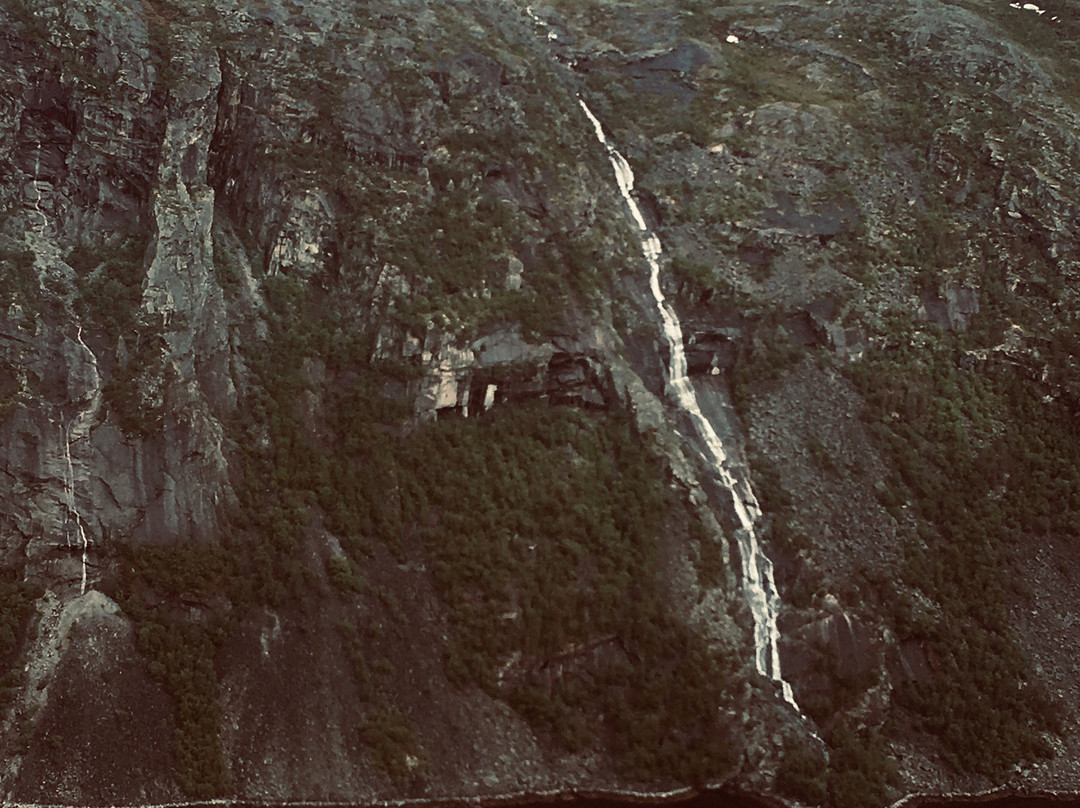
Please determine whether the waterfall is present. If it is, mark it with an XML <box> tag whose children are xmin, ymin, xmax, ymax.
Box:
<box><xmin>61</xmin><ymin>424</ymin><xmax>89</xmax><ymax>597</ymax></box>
<box><xmin>29</xmin><ymin>145</ymin><xmax>48</xmax><ymax>234</ymax></box>
<box><xmin>578</xmin><ymin>99</ymin><xmax>797</xmax><ymax>708</ymax></box>
<box><xmin>70</xmin><ymin>326</ymin><xmax>102</xmax><ymax>442</ymax></box>
<box><xmin>61</xmin><ymin>326</ymin><xmax>102</xmax><ymax>597</ymax></box>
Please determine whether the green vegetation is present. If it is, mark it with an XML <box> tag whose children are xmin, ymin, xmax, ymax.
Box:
<box><xmin>68</xmin><ymin>232</ymin><xmax>149</xmax><ymax>344</ymax></box>
<box><xmin>746</xmin><ymin>451</ymin><xmax>814</xmax><ymax>560</ymax></box>
<box><xmin>406</xmin><ymin>407</ymin><xmax>666</xmax><ymax>684</ymax></box>
<box><xmin>140</xmin><ymin>0</ymin><xmax>233</xmax><ymax>90</ymax></box>
<box><xmin>731</xmin><ymin>317</ymin><xmax>805</xmax><ymax>407</ymax></box>
<box><xmin>337</xmin><ymin>620</ymin><xmax>374</xmax><ymax>700</ymax></box>
<box><xmin>234</xmin><ymin>4</ymin><xmax>627</xmax><ymax>339</ymax></box>
<box><xmin>571</xmin><ymin>14</ymin><xmax>851</xmax><ymax>146</ymax></box>
<box><xmin>0</xmin><ymin>237</ymin><xmax>38</xmax><ymax>317</ymax></box>
<box><xmin>777</xmin><ymin>713</ymin><xmax>899</xmax><ymax>807</ymax></box>
<box><xmin>102</xmin><ymin>327</ymin><xmax>169</xmax><ymax>437</ymax></box>
<box><xmin>136</xmin><ymin>619</ymin><xmax>230</xmax><ymax>797</ymax></box>
<box><xmin>960</xmin><ymin>0</ymin><xmax>1080</xmax><ymax>114</ymax></box>
<box><xmin>850</xmin><ymin>341</ymin><xmax>1067</xmax><ymax>774</ymax></box>
<box><xmin>2</xmin><ymin>0</ymin><xmax>48</xmax><ymax>39</ymax></box>
<box><xmin>0</xmin><ymin>570</ymin><xmax>42</xmax><ymax>714</ymax></box>
<box><xmin>68</xmin><ymin>232</ymin><xmax>170</xmax><ymax>438</ymax></box>
<box><xmin>689</xmin><ymin>514</ymin><xmax>728</xmax><ymax>590</ymax></box>
<box><xmin>0</xmin><ymin>380</ymin><xmax>21</xmax><ymax>424</ymax></box>
<box><xmin>8</xmin><ymin>0</ymin><xmax>1077</xmax><ymax>797</ymax></box>
<box><xmin>211</xmin><ymin>223</ymin><xmax>246</xmax><ymax>294</ymax></box>
<box><xmin>112</xmin><ymin>541</ymin><xmax>238</xmax><ymax>797</ymax></box>
<box><xmin>360</xmin><ymin>705</ymin><xmax>427</xmax><ymax>783</ymax></box>
<box><xmin>113</xmin><ymin>237</ymin><xmax>745</xmax><ymax>788</ymax></box>
<box><xmin>327</xmin><ymin>554</ymin><xmax>364</xmax><ymax>595</ymax></box>
<box><xmin>400</xmin><ymin>406</ymin><xmax>743</xmax><ymax>781</ymax></box>
<box><xmin>825</xmin><ymin>723</ymin><xmax>900</xmax><ymax>808</ymax></box>
<box><xmin>597</xmin><ymin>624</ymin><xmax>740</xmax><ymax>781</ymax></box>
<box><xmin>107</xmin><ymin>220</ymin><xmax>735</xmax><ymax>789</ymax></box>
<box><xmin>776</xmin><ymin>733</ymin><xmax>828</xmax><ymax>806</ymax></box>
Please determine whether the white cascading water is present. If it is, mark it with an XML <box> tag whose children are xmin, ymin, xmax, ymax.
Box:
<box><xmin>578</xmin><ymin>99</ymin><xmax>797</xmax><ymax>708</ymax></box>
<box><xmin>30</xmin><ymin>146</ymin><xmax>49</xmax><ymax>235</ymax></box>
<box><xmin>61</xmin><ymin>424</ymin><xmax>89</xmax><ymax>596</ymax></box>
<box><xmin>26</xmin><ymin>148</ymin><xmax>95</xmax><ymax>594</ymax></box>
<box><xmin>62</xmin><ymin>326</ymin><xmax>101</xmax><ymax>597</ymax></box>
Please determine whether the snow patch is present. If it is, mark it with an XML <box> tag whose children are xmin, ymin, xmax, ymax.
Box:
<box><xmin>1008</xmin><ymin>1</ymin><xmax>1058</xmax><ymax>18</ymax></box>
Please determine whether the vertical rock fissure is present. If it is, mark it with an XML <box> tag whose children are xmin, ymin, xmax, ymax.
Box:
<box><xmin>578</xmin><ymin>99</ymin><xmax>798</xmax><ymax>708</ymax></box>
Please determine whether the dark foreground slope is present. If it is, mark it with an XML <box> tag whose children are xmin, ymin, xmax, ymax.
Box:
<box><xmin>0</xmin><ymin>1</ymin><xmax>1079</xmax><ymax>806</ymax></box>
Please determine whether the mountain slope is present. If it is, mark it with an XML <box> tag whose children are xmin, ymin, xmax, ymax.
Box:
<box><xmin>0</xmin><ymin>0</ymin><xmax>1079</xmax><ymax>805</ymax></box>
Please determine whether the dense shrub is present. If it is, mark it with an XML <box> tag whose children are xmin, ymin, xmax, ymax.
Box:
<box><xmin>69</xmin><ymin>233</ymin><xmax>148</xmax><ymax>344</ymax></box>
<box><xmin>0</xmin><ymin>238</ymin><xmax>38</xmax><ymax>316</ymax></box>
<box><xmin>776</xmin><ymin>733</ymin><xmax>828</xmax><ymax>806</ymax></box>
<box><xmin>102</xmin><ymin>329</ymin><xmax>169</xmax><ymax>437</ymax></box>
<box><xmin>217</xmin><ymin>260</ymin><xmax>744</xmax><ymax>781</ymax></box>
<box><xmin>360</xmin><ymin>704</ymin><xmax>427</xmax><ymax>782</ymax></box>
<box><xmin>850</xmin><ymin>342</ymin><xmax>1068</xmax><ymax>773</ymax></box>
<box><xmin>825</xmin><ymin>723</ymin><xmax>899</xmax><ymax>808</ymax></box>
<box><xmin>0</xmin><ymin>570</ymin><xmax>41</xmax><ymax>713</ymax></box>
<box><xmin>135</xmin><ymin>619</ymin><xmax>230</xmax><ymax>797</ymax></box>
<box><xmin>327</xmin><ymin>554</ymin><xmax>364</xmax><ymax>595</ymax></box>
<box><xmin>338</xmin><ymin>620</ymin><xmax>374</xmax><ymax>700</ymax></box>
<box><xmin>394</xmin><ymin>406</ymin><xmax>743</xmax><ymax>780</ymax></box>
<box><xmin>114</xmin><ymin>540</ymin><xmax>239</xmax><ymax>797</ymax></box>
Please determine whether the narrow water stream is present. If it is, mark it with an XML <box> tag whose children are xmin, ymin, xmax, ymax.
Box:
<box><xmin>29</xmin><ymin>145</ymin><xmax>49</xmax><ymax>234</ymax></box>
<box><xmin>60</xmin><ymin>423</ymin><xmax>89</xmax><ymax>596</ymax></box>
<box><xmin>62</xmin><ymin>325</ymin><xmax>101</xmax><ymax>596</ymax></box>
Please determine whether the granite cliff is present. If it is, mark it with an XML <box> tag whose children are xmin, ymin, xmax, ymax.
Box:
<box><xmin>0</xmin><ymin>0</ymin><xmax>1079</xmax><ymax>806</ymax></box>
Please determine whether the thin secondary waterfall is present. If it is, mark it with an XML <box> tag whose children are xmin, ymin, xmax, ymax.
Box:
<box><xmin>61</xmin><ymin>424</ymin><xmax>90</xmax><ymax>596</ymax></box>
<box><xmin>62</xmin><ymin>326</ymin><xmax>101</xmax><ymax>597</ymax></box>
<box><xmin>30</xmin><ymin>145</ymin><xmax>48</xmax><ymax>234</ymax></box>
<box><xmin>578</xmin><ymin>99</ymin><xmax>797</xmax><ymax>708</ymax></box>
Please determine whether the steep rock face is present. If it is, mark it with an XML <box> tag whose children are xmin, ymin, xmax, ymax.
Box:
<box><xmin>0</xmin><ymin>1</ymin><xmax>755</xmax><ymax>803</ymax></box>
<box><xmin>0</xmin><ymin>0</ymin><xmax>1079</xmax><ymax>806</ymax></box>
<box><xmin>0</xmin><ymin>0</ymin><xmax>234</xmax><ymax>570</ymax></box>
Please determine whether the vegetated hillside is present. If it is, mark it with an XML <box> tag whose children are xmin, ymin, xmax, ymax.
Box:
<box><xmin>0</xmin><ymin>0</ymin><xmax>1079</xmax><ymax>806</ymax></box>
